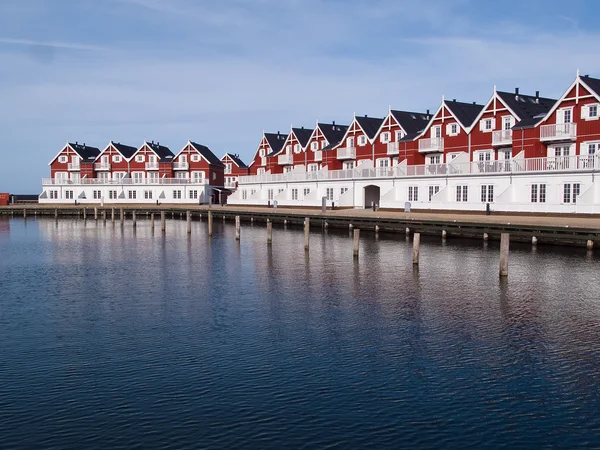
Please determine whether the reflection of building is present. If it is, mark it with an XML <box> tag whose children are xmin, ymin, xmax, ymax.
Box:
<box><xmin>0</xmin><ymin>220</ymin><xmax>9</xmax><ymax>233</ymax></box>
<box><xmin>231</xmin><ymin>71</ymin><xmax>600</xmax><ymax>213</ymax></box>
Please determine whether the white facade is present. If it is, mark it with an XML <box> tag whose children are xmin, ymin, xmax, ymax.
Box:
<box><xmin>40</xmin><ymin>178</ymin><xmax>214</xmax><ymax>204</ymax></box>
<box><xmin>229</xmin><ymin>154</ymin><xmax>600</xmax><ymax>214</ymax></box>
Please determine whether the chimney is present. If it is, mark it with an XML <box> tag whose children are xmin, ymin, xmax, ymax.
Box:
<box><xmin>364</xmin><ymin>114</ymin><xmax>367</xmax><ymax>118</ymax></box>
<box><xmin>452</xmin><ymin>99</ymin><xmax>456</xmax><ymax>102</ymax></box>
<box><xmin>515</xmin><ymin>87</ymin><xmax>520</xmax><ymax>100</ymax></box>
<box><xmin>472</xmin><ymin>102</ymin><xmax>476</xmax><ymax>105</ymax></box>
<box><xmin>535</xmin><ymin>90</ymin><xmax>540</xmax><ymax>103</ymax></box>
<box><xmin>332</xmin><ymin>120</ymin><xmax>335</xmax><ymax>126</ymax></box>
<box><xmin>426</xmin><ymin>109</ymin><xmax>430</xmax><ymax>115</ymax></box>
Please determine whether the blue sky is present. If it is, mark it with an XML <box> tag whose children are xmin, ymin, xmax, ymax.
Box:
<box><xmin>1</xmin><ymin>0</ymin><xmax>599</xmax><ymax>192</ymax></box>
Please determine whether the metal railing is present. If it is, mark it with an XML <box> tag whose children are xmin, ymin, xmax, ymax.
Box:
<box><xmin>67</xmin><ymin>163</ymin><xmax>80</xmax><ymax>171</ymax></box>
<box><xmin>278</xmin><ymin>153</ymin><xmax>293</xmax><ymax>165</ymax></box>
<box><xmin>173</xmin><ymin>161</ymin><xmax>189</xmax><ymax>170</ymax></box>
<box><xmin>43</xmin><ymin>178</ymin><xmax>209</xmax><ymax>186</ymax></box>
<box><xmin>492</xmin><ymin>129</ymin><xmax>512</xmax><ymax>146</ymax></box>
<box><xmin>94</xmin><ymin>162</ymin><xmax>111</xmax><ymax>171</ymax></box>
<box><xmin>418</xmin><ymin>138</ymin><xmax>444</xmax><ymax>153</ymax></box>
<box><xmin>145</xmin><ymin>162</ymin><xmax>159</xmax><ymax>170</ymax></box>
<box><xmin>540</xmin><ymin>123</ymin><xmax>577</xmax><ymax>141</ymax></box>
<box><xmin>337</xmin><ymin>147</ymin><xmax>356</xmax><ymax>160</ymax></box>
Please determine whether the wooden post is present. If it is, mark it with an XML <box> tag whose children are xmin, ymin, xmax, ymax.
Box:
<box><xmin>375</xmin><ymin>225</ymin><xmax>380</xmax><ymax>233</ymax></box>
<box><xmin>151</xmin><ymin>213</ymin><xmax>155</xmax><ymax>231</ymax></box>
<box><xmin>412</xmin><ymin>233</ymin><xmax>421</xmax><ymax>266</ymax></box>
<box><xmin>161</xmin><ymin>211</ymin><xmax>166</xmax><ymax>232</ymax></box>
<box><xmin>587</xmin><ymin>240</ymin><xmax>594</xmax><ymax>250</ymax></box>
<box><xmin>111</xmin><ymin>208</ymin><xmax>115</xmax><ymax>224</ymax></box>
<box><xmin>349</xmin><ymin>223</ymin><xmax>353</xmax><ymax>230</ymax></box>
<box><xmin>532</xmin><ymin>236</ymin><xmax>538</xmax><ymax>246</ymax></box>
<box><xmin>353</xmin><ymin>229</ymin><xmax>360</xmax><ymax>259</ymax></box>
<box><xmin>83</xmin><ymin>208</ymin><xmax>87</xmax><ymax>220</ymax></box>
<box><xmin>120</xmin><ymin>208</ymin><xmax>124</xmax><ymax>226</ymax></box>
<box><xmin>483</xmin><ymin>232</ymin><xmax>489</xmax><ymax>241</ymax></box>
<box><xmin>132</xmin><ymin>210</ymin><xmax>137</xmax><ymax>228</ymax></box>
<box><xmin>102</xmin><ymin>209</ymin><xmax>106</xmax><ymax>223</ymax></box>
<box><xmin>405</xmin><ymin>227</ymin><xmax>410</xmax><ymax>236</ymax></box>
<box><xmin>94</xmin><ymin>207</ymin><xmax>98</xmax><ymax>220</ymax></box>
<box><xmin>208</xmin><ymin>211</ymin><xmax>213</xmax><ymax>236</ymax></box>
<box><xmin>187</xmin><ymin>211</ymin><xmax>192</xmax><ymax>234</ymax></box>
<box><xmin>442</xmin><ymin>229</ymin><xmax>447</xmax><ymax>240</ymax></box>
<box><xmin>499</xmin><ymin>233</ymin><xmax>510</xmax><ymax>277</ymax></box>
<box><xmin>304</xmin><ymin>217</ymin><xmax>310</xmax><ymax>251</ymax></box>
<box><xmin>235</xmin><ymin>215</ymin><xmax>241</xmax><ymax>240</ymax></box>
<box><xmin>267</xmin><ymin>220</ymin><xmax>272</xmax><ymax>245</ymax></box>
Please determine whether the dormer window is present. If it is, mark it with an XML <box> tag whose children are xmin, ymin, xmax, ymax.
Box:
<box><xmin>136</xmin><ymin>155</ymin><xmax>144</xmax><ymax>162</ymax></box>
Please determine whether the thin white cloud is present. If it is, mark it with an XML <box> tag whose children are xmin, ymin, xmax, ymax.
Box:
<box><xmin>0</xmin><ymin>37</ymin><xmax>107</xmax><ymax>51</ymax></box>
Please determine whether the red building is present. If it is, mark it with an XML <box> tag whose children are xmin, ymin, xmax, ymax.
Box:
<box><xmin>324</xmin><ymin>115</ymin><xmax>384</xmax><ymax>170</ymax></box>
<box><xmin>172</xmin><ymin>141</ymin><xmax>225</xmax><ymax>186</ymax></box>
<box><xmin>268</xmin><ymin>127</ymin><xmax>314</xmax><ymax>174</ymax></box>
<box><xmin>93</xmin><ymin>141</ymin><xmax>138</xmax><ymax>181</ymax></box>
<box><xmin>303</xmin><ymin>122</ymin><xmax>348</xmax><ymax>171</ymax></box>
<box><xmin>221</xmin><ymin>153</ymin><xmax>249</xmax><ymax>188</ymax></box>
<box><xmin>128</xmin><ymin>141</ymin><xmax>175</xmax><ymax>183</ymax></box>
<box><xmin>248</xmin><ymin>132</ymin><xmax>288</xmax><ymax>175</ymax></box>
<box><xmin>49</xmin><ymin>142</ymin><xmax>101</xmax><ymax>182</ymax></box>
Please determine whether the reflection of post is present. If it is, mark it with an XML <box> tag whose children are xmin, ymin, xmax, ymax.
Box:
<box><xmin>353</xmin><ymin>229</ymin><xmax>360</xmax><ymax>259</ymax></box>
<box><xmin>413</xmin><ymin>233</ymin><xmax>420</xmax><ymax>265</ymax></box>
<box><xmin>235</xmin><ymin>216</ymin><xmax>241</xmax><ymax>241</ymax></box>
<box><xmin>161</xmin><ymin>211</ymin><xmax>166</xmax><ymax>232</ymax></box>
<box><xmin>267</xmin><ymin>220</ymin><xmax>272</xmax><ymax>245</ymax></box>
<box><xmin>132</xmin><ymin>210</ymin><xmax>137</xmax><ymax>228</ymax></box>
<box><xmin>208</xmin><ymin>211</ymin><xmax>213</xmax><ymax>236</ymax></box>
<box><xmin>304</xmin><ymin>217</ymin><xmax>310</xmax><ymax>251</ymax></box>
<box><xmin>23</xmin><ymin>209</ymin><xmax>26</xmax><ymax>220</ymax></box>
<box><xmin>54</xmin><ymin>209</ymin><xmax>58</xmax><ymax>220</ymax></box>
<box><xmin>111</xmin><ymin>208</ymin><xmax>115</xmax><ymax>224</ymax></box>
<box><xmin>187</xmin><ymin>211</ymin><xmax>192</xmax><ymax>234</ymax></box>
<box><xmin>151</xmin><ymin>213</ymin><xmax>155</xmax><ymax>231</ymax></box>
<box><xmin>120</xmin><ymin>208</ymin><xmax>124</xmax><ymax>226</ymax></box>
<box><xmin>499</xmin><ymin>233</ymin><xmax>509</xmax><ymax>277</ymax></box>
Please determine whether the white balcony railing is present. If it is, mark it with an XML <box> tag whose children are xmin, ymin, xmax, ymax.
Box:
<box><xmin>540</xmin><ymin>123</ymin><xmax>577</xmax><ymax>141</ymax></box>
<box><xmin>337</xmin><ymin>147</ymin><xmax>356</xmax><ymax>160</ymax></box>
<box><xmin>236</xmin><ymin>154</ymin><xmax>600</xmax><ymax>185</ymax></box>
<box><xmin>94</xmin><ymin>162</ymin><xmax>111</xmax><ymax>171</ymax></box>
<box><xmin>145</xmin><ymin>162</ymin><xmax>159</xmax><ymax>170</ymax></box>
<box><xmin>44</xmin><ymin>177</ymin><xmax>209</xmax><ymax>186</ymax></box>
<box><xmin>492</xmin><ymin>129</ymin><xmax>513</xmax><ymax>146</ymax></box>
<box><xmin>173</xmin><ymin>161</ymin><xmax>189</xmax><ymax>170</ymax></box>
<box><xmin>278</xmin><ymin>153</ymin><xmax>293</xmax><ymax>165</ymax></box>
<box><xmin>224</xmin><ymin>181</ymin><xmax>238</xmax><ymax>189</ymax></box>
<box><xmin>68</xmin><ymin>163</ymin><xmax>80</xmax><ymax>171</ymax></box>
<box><xmin>418</xmin><ymin>138</ymin><xmax>444</xmax><ymax>153</ymax></box>
<box><xmin>314</xmin><ymin>151</ymin><xmax>323</xmax><ymax>162</ymax></box>
<box><xmin>387</xmin><ymin>142</ymin><xmax>399</xmax><ymax>155</ymax></box>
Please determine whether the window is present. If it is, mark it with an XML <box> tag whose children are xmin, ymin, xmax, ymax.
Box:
<box><xmin>303</xmin><ymin>188</ymin><xmax>311</xmax><ymax>197</ymax></box>
<box><xmin>173</xmin><ymin>190</ymin><xmax>182</xmax><ymax>199</ymax></box>
<box><xmin>531</xmin><ymin>184</ymin><xmax>546</xmax><ymax>203</ymax></box>
<box><xmin>192</xmin><ymin>171</ymin><xmax>204</xmax><ymax>182</ymax></box>
<box><xmin>49</xmin><ymin>190</ymin><xmax>58</xmax><ymax>199</ymax></box>
<box><xmin>284</xmin><ymin>166</ymin><xmax>293</xmax><ymax>173</ymax></box>
<box><xmin>589</xmin><ymin>143</ymin><xmax>597</xmax><ymax>155</ymax></box>
<box><xmin>343</xmin><ymin>161</ymin><xmax>355</xmax><ymax>170</ymax></box>
<box><xmin>292</xmin><ymin>189</ymin><xmax>298</xmax><ymax>200</ymax></box>
<box><xmin>380</xmin><ymin>132</ymin><xmax>390</xmax><ymax>143</ymax></box>
<box><xmin>277</xmin><ymin>189</ymin><xmax>283</xmax><ymax>194</ymax></box>
<box><xmin>563</xmin><ymin>108</ymin><xmax>572</xmax><ymax>123</ymax></box>
<box><xmin>563</xmin><ymin>183</ymin><xmax>580</xmax><ymax>204</ymax></box>
<box><xmin>259</xmin><ymin>149</ymin><xmax>266</xmax><ymax>157</ymax></box>
<box><xmin>65</xmin><ymin>190</ymin><xmax>73</xmax><ymax>200</ymax></box>
<box><xmin>286</xmin><ymin>145</ymin><xmax>291</xmax><ymax>153</ymax></box>
<box><xmin>311</xmin><ymin>142</ymin><xmax>319</xmax><ymax>151</ymax></box>
<box><xmin>242</xmin><ymin>190</ymin><xmax>247</xmax><ymax>200</ymax></box>
<box><xmin>191</xmin><ymin>154</ymin><xmax>200</xmax><ymax>162</ymax></box>
<box><xmin>128</xmin><ymin>190</ymin><xmax>137</xmax><ymax>199</ymax></box>
<box><xmin>59</xmin><ymin>155</ymin><xmax>68</xmax><ymax>163</ymax></box>
<box><xmin>589</xmin><ymin>105</ymin><xmax>598</xmax><ymax>118</ymax></box>
<box><xmin>481</xmin><ymin>185</ymin><xmax>494</xmax><ymax>203</ymax></box>
<box><xmin>112</xmin><ymin>155</ymin><xmax>122</xmax><ymax>163</ymax></box>
<box><xmin>451</xmin><ymin>123</ymin><xmax>458</xmax><ymax>135</ymax></box>
<box><xmin>432</xmin><ymin>125</ymin><xmax>441</xmax><ymax>138</ymax></box>
<box><xmin>485</xmin><ymin>119</ymin><xmax>493</xmax><ymax>131</ymax></box>
<box><xmin>144</xmin><ymin>190</ymin><xmax>153</xmax><ymax>199</ymax></box>
<box><xmin>308</xmin><ymin>164</ymin><xmax>319</xmax><ymax>172</ymax></box>
<box><xmin>358</xmin><ymin>135</ymin><xmax>367</xmax><ymax>146</ymax></box>
<box><xmin>428</xmin><ymin>185</ymin><xmax>440</xmax><ymax>201</ymax></box>
<box><xmin>341</xmin><ymin>187</ymin><xmax>348</xmax><ymax>195</ymax></box>
<box><xmin>268</xmin><ymin>189</ymin><xmax>274</xmax><ymax>200</ymax></box>
<box><xmin>321</xmin><ymin>140</ymin><xmax>328</xmax><ymax>149</ymax></box>
<box><xmin>93</xmin><ymin>190</ymin><xmax>102</xmax><ymax>199</ymax></box>
<box><xmin>133</xmin><ymin>172</ymin><xmax>145</xmax><ymax>183</ymax></box>
<box><xmin>428</xmin><ymin>155</ymin><xmax>441</xmax><ymax>165</ymax></box>
<box><xmin>503</xmin><ymin>116</ymin><xmax>514</xmax><ymax>130</ymax></box>
<box><xmin>377</xmin><ymin>158</ymin><xmax>390</xmax><ymax>167</ymax></box>
<box><xmin>346</xmin><ymin>137</ymin><xmax>355</xmax><ymax>148</ymax></box>
<box><xmin>224</xmin><ymin>163</ymin><xmax>232</xmax><ymax>174</ymax></box>
<box><xmin>136</xmin><ymin>155</ymin><xmax>144</xmax><ymax>162</ymax></box>
<box><xmin>108</xmin><ymin>190</ymin><xmax>117</xmax><ymax>199</ymax></box>
<box><xmin>189</xmin><ymin>190</ymin><xmax>198</xmax><ymax>199</ymax></box>
<box><xmin>408</xmin><ymin>186</ymin><xmax>418</xmax><ymax>202</ymax></box>
<box><xmin>326</xmin><ymin>188</ymin><xmax>334</xmax><ymax>200</ymax></box>
<box><xmin>456</xmin><ymin>185</ymin><xmax>468</xmax><ymax>202</ymax></box>
<box><xmin>395</xmin><ymin>130</ymin><xmax>404</xmax><ymax>142</ymax></box>
<box><xmin>293</xmin><ymin>144</ymin><xmax>301</xmax><ymax>153</ymax></box>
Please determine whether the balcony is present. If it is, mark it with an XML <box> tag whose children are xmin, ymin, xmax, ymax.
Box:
<box><xmin>418</xmin><ymin>138</ymin><xmax>444</xmax><ymax>153</ymax></box>
<box><xmin>314</xmin><ymin>150</ymin><xmax>323</xmax><ymax>162</ymax></box>
<box><xmin>337</xmin><ymin>146</ymin><xmax>356</xmax><ymax>160</ymax></box>
<box><xmin>173</xmin><ymin>161</ymin><xmax>189</xmax><ymax>170</ymax></box>
<box><xmin>492</xmin><ymin>130</ymin><xmax>513</xmax><ymax>147</ymax></box>
<box><xmin>224</xmin><ymin>181</ymin><xmax>238</xmax><ymax>189</ymax></box>
<box><xmin>67</xmin><ymin>163</ymin><xmax>80</xmax><ymax>171</ymax></box>
<box><xmin>387</xmin><ymin>142</ymin><xmax>399</xmax><ymax>156</ymax></box>
<box><xmin>145</xmin><ymin>162</ymin><xmax>159</xmax><ymax>170</ymax></box>
<box><xmin>94</xmin><ymin>162</ymin><xmax>111</xmax><ymax>171</ymax></box>
<box><xmin>540</xmin><ymin>123</ymin><xmax>577</xmax><ymax>141</ymax></box>
<box><xmin>278</xmin><ymin>153</ymin><xmax>293</xmax><ymax>165</ymax></box>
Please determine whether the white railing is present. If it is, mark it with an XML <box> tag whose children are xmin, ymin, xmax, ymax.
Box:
<box><xmin>94</xmin><ymin>162</ymin><xmax>111</xmax><ymax>171</ymax></box>
<box><xmin>418</xmin><ymin>138</ymin><xmax>444</xmax><ymax>153</ymax></box>
<box><xmin>337</xmin><ymin>147</ymin><xmax>356</xmax><ymax>160</ymax></box>
<box><xmin>43</xmin><ymin>178</ymin><xmax>209</xmax><ymax>186</ymax></box>
<box><xmin>278</xmin><ymin>153</ymin><xmax>293</xmax><ymax>165</ymax></box>
<box><xmin>236</xmin><ymin>154</ymin><xmax>600</xmax><ymax>185</ymax></box>
<box><xmin>387</xmin><ymin>142</ymin><xmax>399</xmax><ymax>155</ymax></box>
<box><xmin>492</xmin><ymin>129</ymin><xmax>513</xmax><ymax>146</ymax></box>
<box><xmin>145</xmin><ymin>162</ymin><xmax>159</xmax><ymax>170</ymax></box>
<box><xmin>173</xmin><ymin>161</ymin><xmax>189</xmax><ymax>170</ymax></box>
<box><xmin>314</xmin><ymin>151</ymin><xmax>323</xmax><ymax>162</ymax></box>
<box><xmin>540</xmin><ymin>123</ymin><xmax>577</xmax><ymax>141</ymax></box>
<box><xmin>68</xmin><ymin>163</ymin><xmax>80</xmax><ymax>171</ymax></box>
<box><xmin>224</xmin><ymin>181</ymin><xmax>238</xmax><ymax>189</ymax></box>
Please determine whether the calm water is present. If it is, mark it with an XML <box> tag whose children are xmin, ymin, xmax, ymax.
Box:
<box><xmin>1</xmin><ymin>216</ymin><xmax>600</xmax><ymax>449</ymax></box>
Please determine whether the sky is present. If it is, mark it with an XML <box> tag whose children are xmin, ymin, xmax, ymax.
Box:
<box><xmin>1</xmin><ymin>0</ymin><xmax>600</xmax><ymax>192</ymax></box>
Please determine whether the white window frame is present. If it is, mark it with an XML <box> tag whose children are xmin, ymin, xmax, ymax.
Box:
<box><xmin>357</xmin><ymin>135</ymin><xmax>367</xmax><ymax>146</ymax></box>
<box><xmin>380</xmin><ymin>132</ymin><xmax>390</xmax><ymax>143</ymax></box>
<box><xmin>112</xmin><ymin>154</ymin><xmax>122</xmax><ymax>163</ymax></box>
<box><xmin>58</xmin><ymin>155</ymin><xmax>68</xmax><ymax>163</ymax></box>
<box><xmin>135</xmin><ymin>154</ymin><xmax>144</xmax><ymax>163</ymax></box>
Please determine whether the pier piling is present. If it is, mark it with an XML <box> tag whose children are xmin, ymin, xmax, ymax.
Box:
<box><xmin>532</xmin><ymin>236</ymin><xmax>538</xmax><ymax>246</ymax></box>
<box><xmin>587</xmin><ymin>240</ymin><xmax>594</xmax><ymax>250</ymax></box>
<box><xmin>187</xmin><ymin>211</ymin><xmax>192</xmax><ymax>234</ymax></box>
<box><xmin>83</xmin><ymin>208</ymin><xmax>87</xmax><ymax>220</ymax></box>
<box><xmin>405</xmin><ymin>227</ymin><xmax>410</xmax><ymax>236</ymax></box>
<box><xmin>151</xmin><ymin>213</ymin><xmax>155</xmax><ymax>231</ymax></box>
<box><xmin>353</xmin><ymin>229</ymin><xmax>360</xmax><ymax>259</ymax></box>
<box><xmin>483</xmin><ymin>233</ymin><xmax>489</xmax><ymax>241</ymax></box>
<box><xmin>442</xmin><ymin>229</ymin><xmax>447</xmax><ymax>240</ymax></box>
<box><xmin>267</xmin><ymin>220</ymin><xmax>272</xmax><ymax>245</ymax></box>
<box><xmin>161</xmin><ymin>211</ymin><xmax>166</xmax><ymax>232</ymax></box>
<box><xmin>132</xmin><ymin>210</ymin><xmax>137</xmax><ymax>228</ymax></box>
<box><xmin>102</xmin><ymin>209</ymin><xmax>106</xmax><ymax>224</ymax></box>
<box><xmin>111</xmin><ymin>208</ymin><xmax>115</xmax><ymax>224</ymax></box>
<box><xmin>412</xmin><ymin>233</ymin><xmax>421</xmax><ymax>265</ymax></box>
<box><xmin>23</xmin><ymin>209</ymin><xmax>26</xmax><ymax>220</ymax></box>
<box><xmin>120</xmin><ymin>208</ymin><xmax>124</xmax><ymax>226</ymax></box>
<box><xmin>208</xmin><ymin>211</ymin><xmax>213</xmax><ymax>236</ymax></box>
<box><xmin>235</xmin><ymin>215</ymin><xmax>241</xmax><ymax>241</ymax></box>
<box><xmin>94</xmin><ymin>207</ymin><xmax>98</xmax><ymax>221</ymax></box>
<box><xmin>499</xmin><ymin>233</ymin><xmax>510</xmax><ymax>277</ymax></box>
<box><xmin>304</xmin><ymin>217</ymin><xmax>310</xmax><ymax>251</ymax></box>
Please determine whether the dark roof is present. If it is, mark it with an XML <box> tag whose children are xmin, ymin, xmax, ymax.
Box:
<box><xmin>68</xmin><ymin>142</ymin><xmax>100</xmax><ymax>161</ymax></box>
<box><xmin>355</xmin><ymin>115</ymin><xmax>384</xmax><ymax>139</ymax></box>
<box><xmin>189</xmin><ymin>142</ymin><xmax>224</xmax><ymax>166</ymax></box>
<box><xmin>444</xmin><ymin>101</ymin><xmax>484</xmax><ymax>128</ymax></box>
<box><xmin>291</xmin><ymin>127</ymin><xmax>314</xmax><ymax>148</ymax></box>
<box><xmin>318</xmin><ymin>122</ymin><xmax>349</xmax><ymax>146</ymax></box>
<box><xmin>224</xmin><ymin>153</ymin><xmax>248</xmax><ymax>169</ymax></box>
<box><xmin>581</xmin><ymin>75</ymin><xmax>600</xmax><ymax>97</ymax></box>
<box><xmin>398</xmin><ymin>132</ymin><xmax>421</xmax><ymax>142</ymax></box>
<box><xmin>497</xmin><ymin>91</ymin><xmax>556</xmax><ymax>124</ymax></box>
<box><xmin>146</xmin><ymin>141</ymin><xmax>174</xmax><ymax>162</ymax></box>
<box><xmin>513</xmin><ymin>114</ymin><xmax>548</xmax><ymax>130</ymax></box>
<box><xmin>264</xmin><ymin>132</ymin><xmax>287</xmax><ymax>154</ymax></box>
<box><xmin>390</xmin><ymin>110</ymin><xmax>431</xmax><ymax>134</ymax></box>
<box><xmin>110</xmin><ymin>141</ymin><xmax>137</xmax><ymax>159</ymax></box>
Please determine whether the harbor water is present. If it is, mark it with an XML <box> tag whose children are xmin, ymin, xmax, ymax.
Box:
<box><xmin>1</xmin><ymin>217</ymin><xmax>600</xmax><ymax>449</ymax></box>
